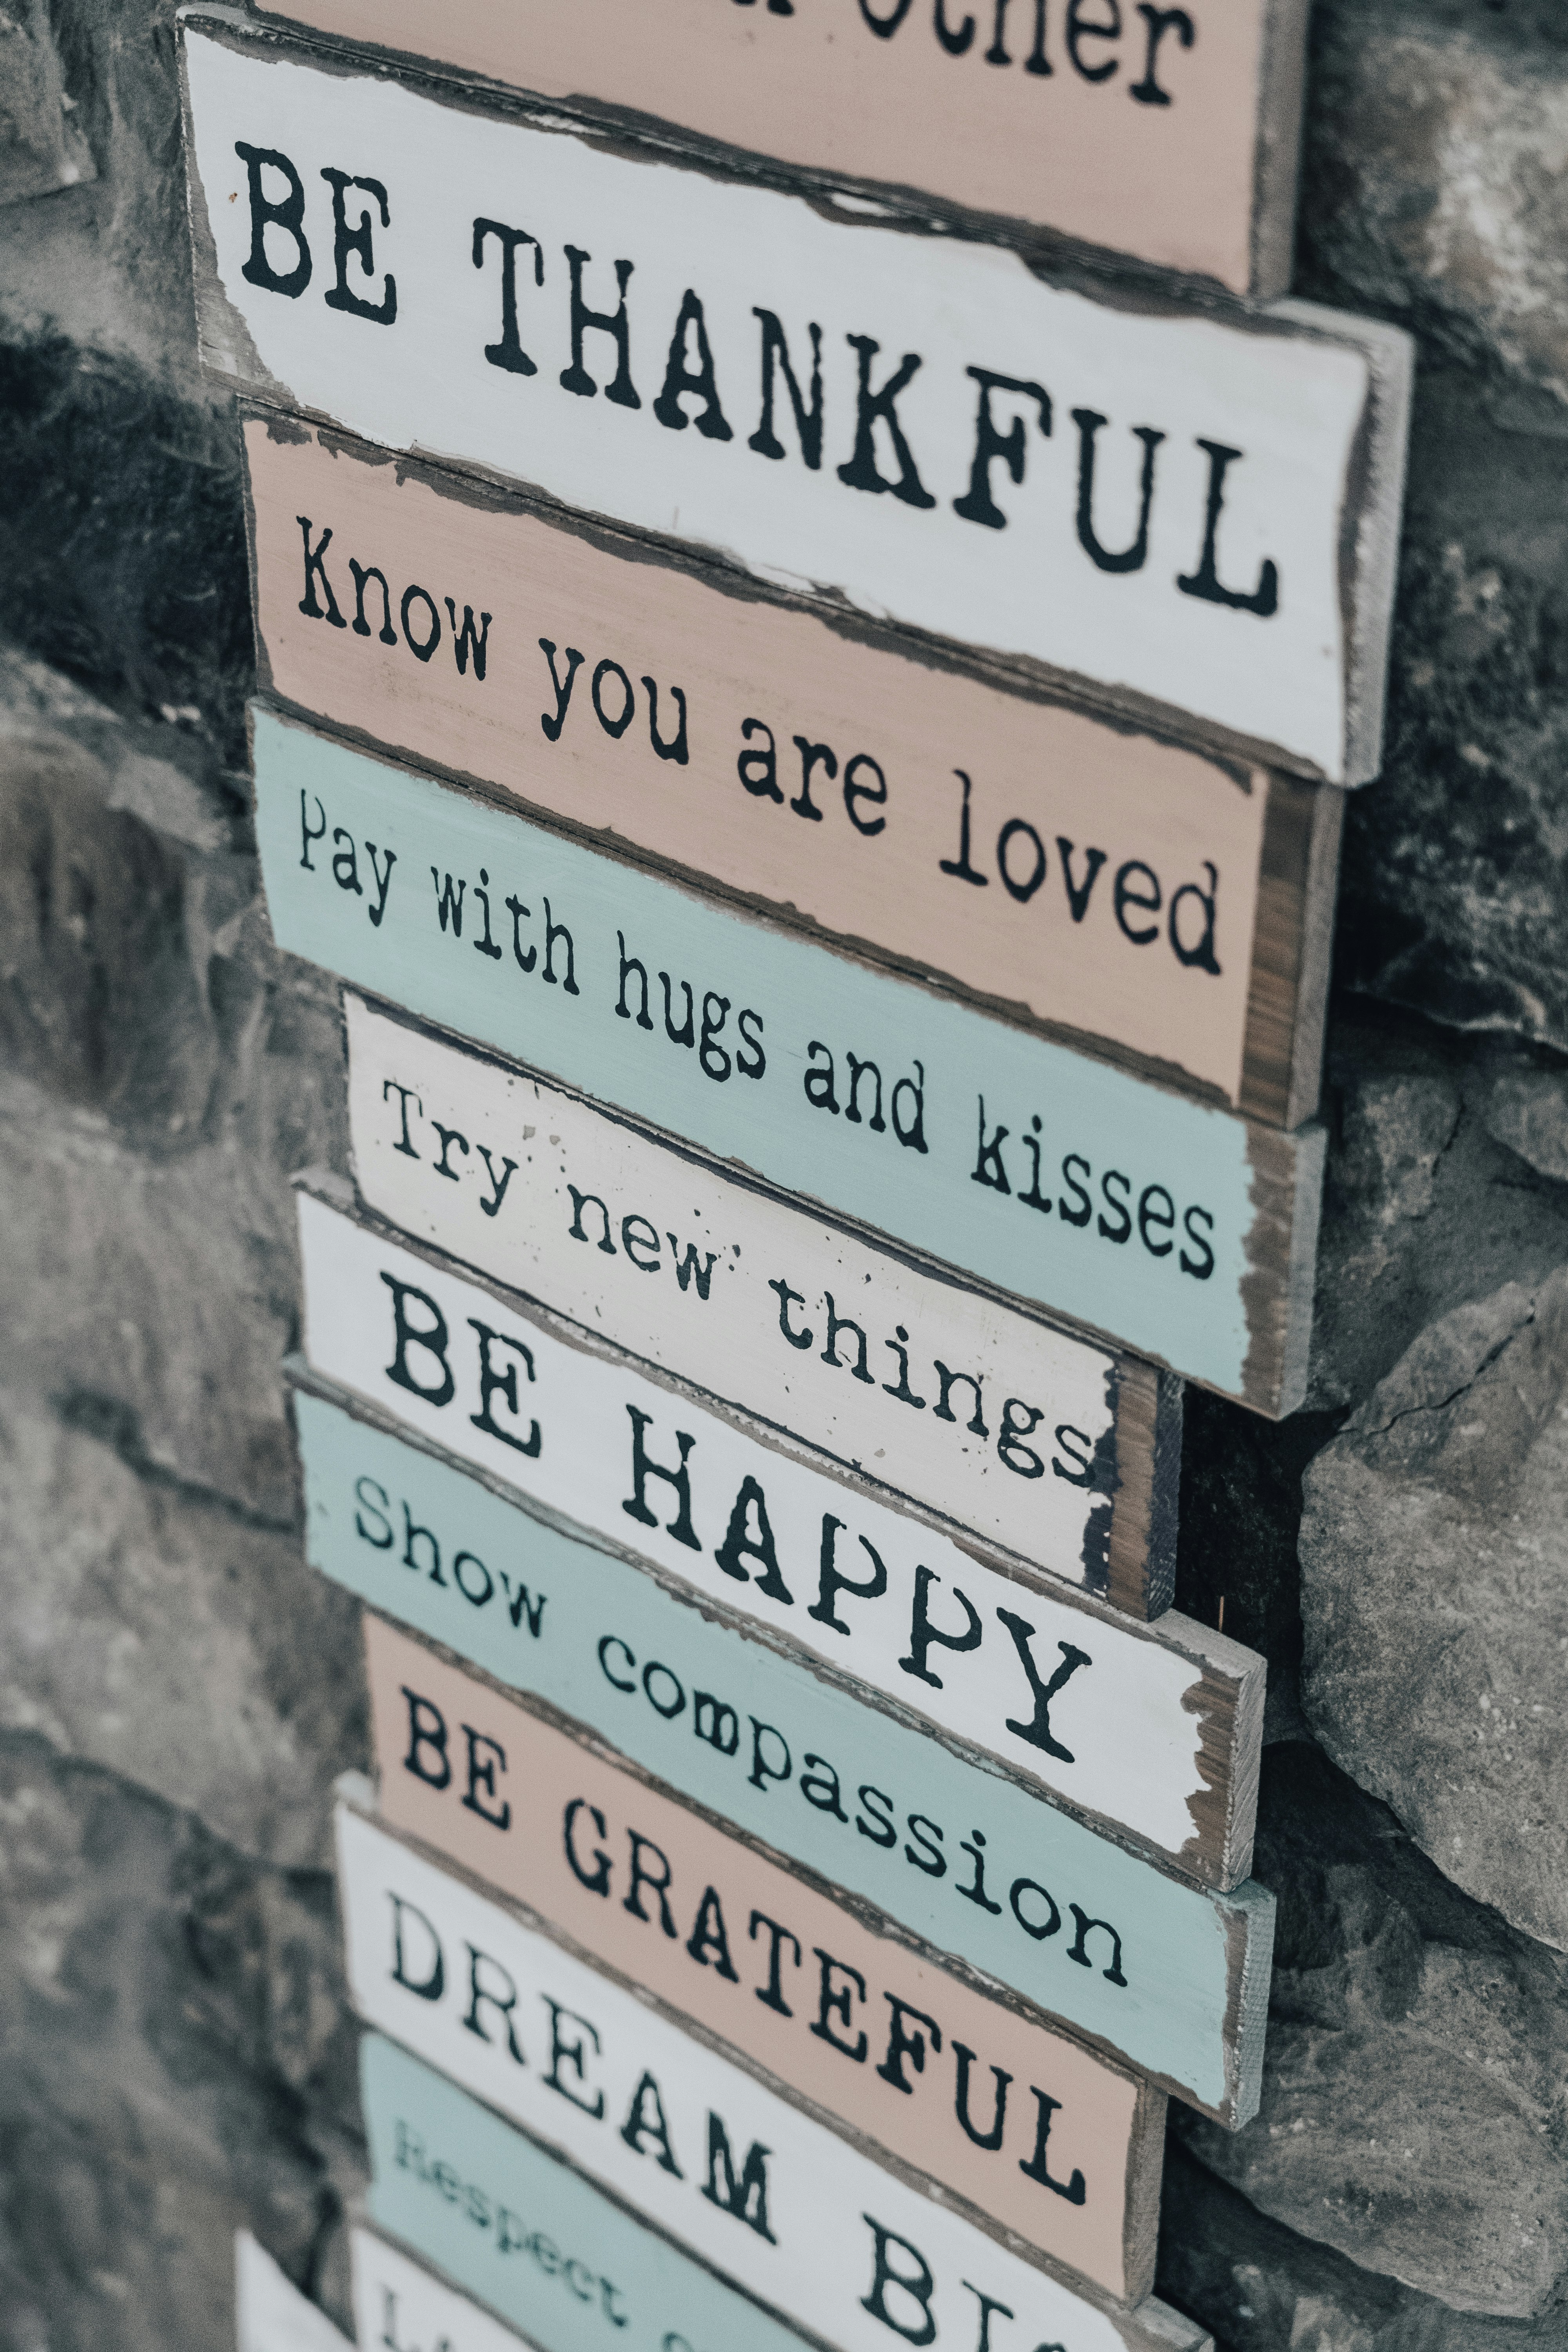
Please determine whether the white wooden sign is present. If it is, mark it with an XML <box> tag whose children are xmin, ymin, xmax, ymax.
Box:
<box><xmin>337</xmin><ymin>1797</ymin><xmax>1209</xmax><ymax>2352</ymax></box>
<box><xmin>298</xmin><ymin>1176</ymin><xmax>1263</xmax><ymax>1886</ymax></box>
<box><xmin>181</xmin><ymin>13</ymin><xmax>1410</xmax><ymax>783</ymax></box>
<box><xmin>237</xmin><ymin>2232</ymin><xmax>349</xmax><ymax>2352</ymax></box>
<box><xmin>344</xmin><ymin>992</ymin><xmax>1183</xmax><ymax>1615</ymax></box>
<box><xmin>350</xmin><ymin>2230</ymin><xmax>532</xmax><ymax>2352</ymax></box>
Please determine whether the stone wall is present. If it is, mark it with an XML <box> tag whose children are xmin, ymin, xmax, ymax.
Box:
<box><xmin>0</xmin><ymin>2</ymin><xmax>1564</xmax><ymax>2345</ymax></box>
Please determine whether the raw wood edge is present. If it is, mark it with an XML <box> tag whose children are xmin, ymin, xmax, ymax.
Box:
<box><xmin>1238</xmin><ymin>771</ymin><xmax>1330</xmax><ymax>1129</ymax></box>
<box><xmin>1271</xmin><ymin>299</ymin><xmax>1414</xmax><ymax>788</ymax></box>
<box><xmin>1177</xmin><ymin>1637</ymin><xmax>1266</xmax><ymax>1895</ymax></box>
<box><xmin>342</xmin><ymin>1776</ymin><xmax>1188</xmax><ymax>2330</ymax></box>
<box><xmin>1223</xmin><ymin>1879</ymin><xmax>1278</xmax><ymax>2132</ymax></box>
<box><xmin>1284</xmin><ymin>783</ymin><xmax>1345</xmax><ymax>1132</ymax></box>
<box><xmin>1239</xmin><ymin>1119</ymin><xmax>1325</xmax><ymax>1419</ymax></box>
<box><xmin>1248</xmin><ymin>0</ymin><xmax>1312</xmax><ymax>301</ymax></box>
<box><xmin>1105</xmin><ymin>1358</ymin><xmax>1160</xmax><ymax>1621</ymax></box>
<box><xmin>1118</xmin><ymin>2078</ymin><xmax>1170</xmax><ymax>2308</ymax></box>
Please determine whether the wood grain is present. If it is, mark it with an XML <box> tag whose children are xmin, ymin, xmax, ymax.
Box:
<box><xmin>181</xmin><ymin>13</ymin><xmax>1412</xmax><ymax>784</ymax></box>
<box><xmin>296</xmin><ymin>1174</ymin><xmax>1266</xmax><ymax>1886</ymax></box>
<box><xmin>253</xmin><ymin>704</ymin><xmax>1323</xmax><ymax>1415</ymax></box>
<box><xmin>251</xmin><ymin>0</ymin><xmax>1309</xmax><ymax>300</ymax></box>
<box><xmin>245</xmin><ymin>413</ymin><xmax>1340</xmax><ymax>1123</ymax></box>
<box><xmin>289</xmin><ymin>1365</ymin><xmax>1276</xmax><ymax>2121</ymax></box>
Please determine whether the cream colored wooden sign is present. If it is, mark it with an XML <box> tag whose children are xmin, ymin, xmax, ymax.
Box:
<box><xmin>337</xmin><ymin>1794</ymin><xmax>1209</xmax><ymax>2352</ymax></box>
<box><xmin>298</xmin><ymin>1176</ymin><xmax>1264</xmax><ymax>1887</ymax></box>
<box><xmin>365</xmin><ymin>1613</ymin><xmax>1168</xmax><ymax>2303</ymax></box>
<box><xmin>343</xmin><ymin>993</ymin><xmax>1184</xmax><ymax>1617</ymax></box>
<box><xmin>350</xmin><ymin>2232</ymin><xmax>530</xmax><ymax>2352</ymax></box>
<box><xmin>250</xmin><ymin>417</ymin><xmax>1339</xmax><ymax>1124</ymax></box>
<box><xmin>182</xmin><ymin>15</ymin><xmax>1411</xmax><ymax>784</ymax></box>
<box><xmin>252</xmin><ymin>0</ymin><xmax>1310</xmax><ymax>299</ymax></box>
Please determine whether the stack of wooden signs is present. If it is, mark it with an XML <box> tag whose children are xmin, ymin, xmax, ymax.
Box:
<box><xmin>181</xmin><ymin>8</ymin><xmax>1412</xmax><ymax>2349</ymax></box>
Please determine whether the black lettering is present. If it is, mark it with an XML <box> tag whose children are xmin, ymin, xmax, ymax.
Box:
<box><xmin>790</xmin><ymin>735</ymin><xmax>836</xmax><ymax>823</ymax></box>
<box><xmin>702</xmin><ymin>2114</ymin><xmax>775</xmax><ymax>2239</ymax></box>
<box><xmin>1017</xmin><ymin>2087</ymin><xmax>1087</xmax><ymax>2199</ymax></box>
<box><xmin>349</xmin><ymin>559</ymin><xmax>396</xmax><ymax>642</ymax></box>
<box><xmin>1139</xmin><ymin>1183</ymin><xmax>1176</xmax><ymax>1256</ymax></box>
<box><xmin>653</xmin><ymin>290</ymin><xmax>733</xmax><ymax>440</ymax></box>
<box><xmin>749</xmin><ymin>1911</ymin><xmax>802</xmax><ymax>2014</ymax></box>
<box><xmin>713</xmin><ymin>1477</ymin><xmax>793</xmax><ymax>1604</ymax></box>
<box><xmin>953</xmin><ymin>2043</ymin><xmax>1010</xmax><ymax>2149</ymax></box>
<box><xmin>749</xmin><ymin>309</ymin><xmax>824</xmax><ymax>466</ymax></box>
<box><xmin>1058</xmin><ymin>1153</ymin><xmax>1092</xmax><ymax>1226</ymax></box>
<box><xmin>823</xmin><ymin>1295</ymin><xmax>874</xmax><ymax>1382</ymax></box>
<box><xmin>995</xmin><ymin>1613</ymin><xmax>1091</xmax><ymax>1761</ymax></box>
<box><xmin>855</xmin><ymin>1782</ymin><xmax>897</xmax><ymax>1845</ymax></box>
<box><xmin>567</xmin><ymin>1186</ymin><xmax>616</xmax><ymax>1254</ymax></box>
<box><xmin>463</xmin><ymin>1945</ymin><xmax>526</xmax><ymax>2063</ymax></box>
<box><xmin>1169</xmin><ymin>860</ymin><xmax>1221</xmax><ymax>973</ymax></box>
<box><xmin>401</xmin><ymin>585</ymin><xmax>441</xmax><ymax>662</ymax></box>
<box><xmin>617</xmin><ymin>932</ymin><xmax>653</xmax><ymax>1029</ymax></box>
<box><xmin>299</xmin><ymin>789</ymin><xmax>327</xmax><ymax>869</ymax></box>
<box><xmin>1130</xmin><ymin>2</ymin><xmax>1193</xmax><ymax>100</ymax></box>
<box><xmin>670</xmin><ymin>1238</ymin><xmax>717</xmax><ymax>1298</ymax></box>
<box><xmin>624</xmin><ymin>1830</ymin><xmax>679</xmax><ymax>1937</ymax></box>
<box><xmin>642</xmin><ymin>1660</ymin><xmax>686</xmax><ymax>1720</ymax></box>
<box><xmin>560</xmin><ymin>247</ymin><xmax>640</xmax><ymax>407</ymax></box>
<box><xmin>539</xmin><ymin>638</ymin><xmax>585</xmax><ymax>742</ymax></box>
<box><xmin>1073</xmin><ymin>408</ymin><xmax>1163</xmax><ymax>573</ymax></box>
<box><xmin>809</xmin><ymin>1516</ymin><xmax>889</xmax><ymax>1632</ymax></box>
<box><xmin>473</xmin><ymin>218</ymin><xmax>543</xmax><ymax>373</ymax></box>
<box><xmin>544</xmin><ymin>1999</ymin><xmax>605</xmax><ymax>2118</ymax></box>
<box><xmin>739</xmin><ymin>717</ymin><xmax>782</xmax><ymax>803</ymax></box>
<box><xmin>332</xmin><ymin>829</ymin><xmax>363</xmax><ymax>897</ymax></box>
<box><xmin>1177</xmin><ymin>441</ymin><xmax>1279</xmax><ymax>616</ymax></box>
<box><xmin>1051</xmin><ymin>1421</ymin><xmax>1094</xmax><ymax>1485</ymax></box>
<box><xmin>1098</xmin><ymin>1167</ymin><xmax>1132</xmax><ymax>1243</ymax></box>
<box><xmin>686</xmin><ymin>1886</ymin><xmax>740</xmax><ymax>1981</ymax></box>
<box><xmin>297</xmin><ymin>518</ymin><xmax>346</xmax><ymax>628</ymax></box>
<box><xmin>953</xmin><ymin>370</ymin><xmax>1051</xmax><ymax>530</ymax></box>
<box><xmin>748</xmin><ymin>1718</ymin><xmax>792</xmax><ymax>1793</ymax></box>
<box><xmin>620</xmin><ymin>2072</ymin><xmax>684</xmax><ymax>2174</ymax></box>
<box><xmin>542</xmin><ymin>900</ymin><xmax>578</xmax><ymax>992</ymax></box>
<box><xmin>235</xmin><ymin>143</ymin><xmax>311</xmax><ymax>297</ymax></box>
<box><xmin>876</xmin><ymin>1993</ymin><xmax>941</xmax><ymax>2092</ymax></box>
<box><xmin>1009</xmin><ymin>1875</ymin><xmax>1062</xmax><ymax>1942</ymax></box>
<box><xmin>1181</xmin><ymin>1204</ymin><xmax>1214</xmax><ymax>1280</ymax></box>
<box><xmin>860</xmin><ymin>2218</ymin><xmax>937</xmax><ymax>2347</ymax></box>
<box><xmin>843</xmin><ymin>752</ymin><xmax>888</xmax><ymax>837</ymax></box>
<box><xmin>320</xmin><ymin>169</ymin><xmax>396</xmax><ymax>324</ymax></box>
<box><xmin>401</xmin><ymin>1689</ymin><xmax>451</xmax><ymax>1789</ymax></box>
<box><xmin>446</xmin><ymin>602</ymin><xmax>492</xmax><ymax>680</ymax></box>
<box><xmin>935</xmin><ymin>0</ymin><xmax>975</xmax><ymax>53</ymax></box>
<box><xmin>381</xmin><ymin>1273</ymin><xmax>455</xmax><ymax>1406</ymax></box>
<box><xmin>804</xmin><ymin>1040</ymin><xmax>839</xmax><ymax>1113</ymax></box>
<box><xmin>693</xmin><ymin>1691</ymin><xmax>741</xmax><ymax>1755</ymax></box>
<box><xmin>699</xmin><ymin>992</ymin><xmax>731</xmax><ymax>1082</ymax></box>
<box><xmin>354</xmin><ymin>1473</ymin><xmax>394</xmax><ymax>1548</ymax></box>
<box><xmin>621</xmin><ymin>1212</ymin><xmax>662</xmax><ymax>1270</ymax></box>
<box><xmin>1114</xmin><ymin>858</ymin><xmax>1162</xmax><ymax>944</ymax></box>
<box><xmin>462</xmin><ymin>1725</ymin><xmax>511</xmax><ymax>1829</ymax></box>
<box><xmin>643</xmin><ymin>677</ymin><xmax>690</xmax><ymax>764</ymax></box>
<box><xmin>1065</xmin><ymin>0</ymin><xmax>1120</xmax><ymax>80</ymax></box>
<box><xmin>564</xmin><ymin>1799</ymin><xmax>612</xmax><ymax>1896</ymax></box>
<box><xmin>903</xmin><ymin>1814</ymin><xmax>946</xmax><ymax>1877</ymax></box>
<box><xmin>768</xmin><ymin>1278</ymin><xmax>813</xmax><ymax>1350</ymax></box>
<box><xmin>390</xmin><ymin>1893</ymin><xmax>444</xmax><ymax>2000</ymax></box>
<box><xmin>1068</xmin><ymin>1904</ymin><xmax>1128</xmax><ymax>1984</ymax></box>
<box><xmin>837</xmin><ymin>337</ymin><xmax>935</xmax><ymax>509</ymax></box>
<box><xmin>997</xmin><ymin>1398</ymin><xmax>1047</xmax><ymax>1478</ymax></box>
<box><xmin>971</xmin><ymin>1099</ymin><xmax>1010</xmax><ymax>1194</ymax></box>
<box><xmin>476</xmin><ymin>1144</ymin><xmax>517</xmax><ymax>1218</ymax></box>
<box><xmin>804</xmin><ymin>1754</ymin><xmax>850</xmax><ymax>1822</ymax></box>
<box><xmin>469</xmin><ymin>1319</ymin><xmax>541</xmax><ymax>1457</ymax></box>
<box><xmin>811</xmin><ymin>1950</ymin><xmax>869</xmax><ymax>2062</ymax></box>
<box><xmin>899</xmin><ymin>1565</ymin><xmax>983</xmax><ymax>1689</ymax></box>
<box><xmin>940</xmin><ymin>768</ymin><xmax>988</xmax><ymax>887</ymax></box>
<box><xmin>996</xmin><ymin>818</ymin><xmax>1046</xmax><ymax>902</ymax></box>
<box><xmin>592</xmin><ymin>659</ymin><xmax>636</xmax><ymax>739</ymax></box>
<box><xmin>1057</xmin><ymin>838</ymin><xmax>1107</xmax><ymax>923</ymax></box>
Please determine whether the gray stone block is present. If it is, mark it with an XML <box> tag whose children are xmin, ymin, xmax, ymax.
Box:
<box><xmin>1177</xmin><ymin>1747</ymin><xmax>1568</xmax><ymax>2321</ymax></box>
<box><xmin>1301</xmin><ymin>1271</ymin><xmax>1568</xmax><ymax>1951</ymax></box>
<box><xmin>0</xmin><ymin>1379</ymin><xmax>366</xmax><ymax>1871</ymax></box>
<box><xmin>0</xmin><ymin>0</ymin><xmax>95</xmax><ymax>210</ymax></box>
<box><xmin>0</xmin><ymin>1735</ymin><xmax>362</xmax><ymax>2352</ymax></box>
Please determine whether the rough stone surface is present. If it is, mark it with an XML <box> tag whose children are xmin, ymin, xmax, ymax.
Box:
<box><xmin>0</xmin><ymin>1378</ymin><xmax>366</xmax><ymax>1870</ymax></box>
<box><xmin>1176</xmin><ymin>1746</ymin><xmax>1568</xmax><ymax>2323</ymax></box>
<box><xmin>0</xmin><ymin>1733</ymin><xmax>363</xmax><ymax>2352</ymax></box>
<box><xmin>1301</xmin><ymin>1273</ymin><xmax>1568</xmax><ymax>1952</ymax></box>
<box><xmin>0</xmin><ymin>0</ymin><xmax>96</xmax><ymax>209</ymax></box>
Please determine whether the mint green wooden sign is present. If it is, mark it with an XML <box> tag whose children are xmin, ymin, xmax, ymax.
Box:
<box><xmin>255</xmin><ymin>706</ymin><xmax>1319</xmax><ymax>1412</ymax></box>
<box><xmin>298</xmin><ymin>1381</ymin><xmax>1272</xmax><ymax>2121</ymax></box>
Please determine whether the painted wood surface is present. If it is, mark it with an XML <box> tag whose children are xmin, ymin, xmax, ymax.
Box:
<box><xmin>250</xmin><ymin>0</ymin><xmax>1309</xmax><ymax>300</ymax></box>
<box><xmin>258</xmin><ymin>708</ymin><xmax>1323</xmax><ymax>1415</ymax></box>
<box><xmin>343</xmin><ymin>994</ymin><xmax>1189</xmax><ymax>1617</ymax></box>
<box><xmin>351</xmin><ymin>2231</ymin><xmax>535</xmax><ymax>2352</ymax></box>
<box><xmin>182</xmin><ymin>15</ymin><xmax>1411</xmax><ymax>784</ymax></box>
<box><xmin>361</xmin><ymin>2034</ymin><xmax>813</xmax><ymax>2352</ymax></box>
<box><xmin>299</xmin><ymin>1178</ymin><xmax>1263</xmax><ymax>1886</ymax></box>
<box><xmin>249</xmin><ymin>417</ymin><xmax>1341</xmax><ymax>1125</ymax></box>
<box><xmin>292</xmin><ymin>1374</ymin><xmax>1275</xmax><ymax>2120</ymax></box>
<box><xmin>366</xmin><ymin>1615</ymin><xmax>1168</xmax><ymax>2302</ymax></box>
<box><xmin>339</xmin><ymin>1798</ymin><xmax>1206</xmax><ymax>2352</ymax></box>
<box><xmin>237</xmin><ymin>2232</ymin><xmax>350</xmax><ymax>2352</ymax></box>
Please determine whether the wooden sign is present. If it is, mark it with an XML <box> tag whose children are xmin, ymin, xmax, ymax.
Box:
<box><xmin>361</xmin><ymin>2033</ymin><xmax>816</xmax><ymax>2352</ymax></box>
<box><xmin>343</xmin><ymin>994</ymin><xmax>1187</xmax><ymax>1615</ymax></box>
<box><xmin>339</xmin><ymin>1796</ymin><xmax>1207</xmax><ymax>2352</ymax></box>
<box><xmin>259</xmin><ymin>708</ymin><xmax>1322</xmax><ymax>1416</ymax></box>
<box><xmin>237</xmin><ymin>2232</ymin><xmax>349</xmax><ymax>2352</ymax></box>
<box><xmin>350</xmin><ymin>2230</ymin><xmax>534</xmax><ymax>2352</ymax></box>
<box><xmin>298</xmin><ymin>1178</ymin><xmax>1263</xmax><ymax>1885</ymax></box>
<box><xmin>365</xmin><ymin>1613</ymin><xmax>1167</xmax><ymax>2302</ymax></box>
<box><xmin>292</xmin><ymin>1376</ymin><xmax>1274</xmax><ymax>2120</ymax></box>
<box><xmin>251</xmin><ymin>0</ymin><xmax>1310</xmax><ymax>301</ymax></box>
<box><xmin>250</xmin><ymin>419</ymin><xmax>1340</xmax><ymax>1127</ymax></box>
<box><xmin>182</xmin><ymin>15</ymin><xmax>1411</xmax><ymax>784</ymax></box>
